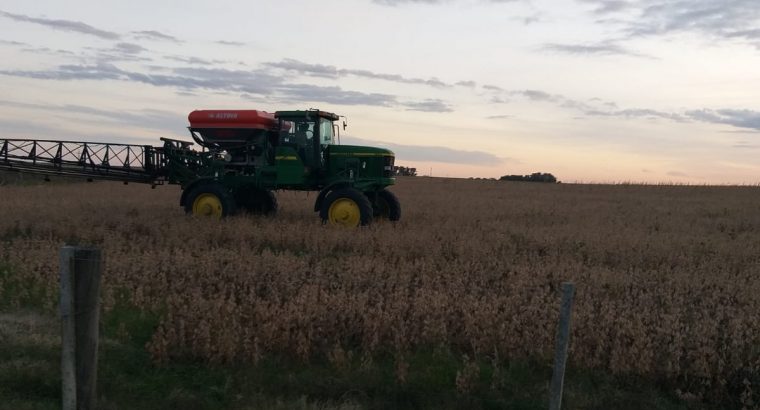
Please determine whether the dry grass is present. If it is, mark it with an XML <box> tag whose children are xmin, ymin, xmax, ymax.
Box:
<box><xmin>1</xmin><ymin>177</ymin><xmax>760</xmax><ymax>405</ymax></box>
<box><xmin>0</xmin><ymin>311</ymin><xmax>59</xmax><ymax>355</ymax></box>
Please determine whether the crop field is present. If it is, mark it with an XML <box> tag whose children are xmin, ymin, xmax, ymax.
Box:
<box><xmin>2</xmin><ymin>176</ymin><xmax>760</xmax><ymax>408</ymax></box>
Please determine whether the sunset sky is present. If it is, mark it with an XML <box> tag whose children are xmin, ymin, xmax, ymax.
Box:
<box><xmin>1</xmin><ymin>0</ymin><xmax>758</xmax><ymax>183</ymax></box>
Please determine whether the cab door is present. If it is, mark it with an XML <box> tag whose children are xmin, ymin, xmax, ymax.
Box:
<box><xmin>274</xmin><ymin>146</ymin><xmax>306</xmax><ymax>185</ymax></box>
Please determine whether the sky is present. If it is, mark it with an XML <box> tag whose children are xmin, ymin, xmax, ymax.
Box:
<box><xmin>0</xmin><ymin>0</ymin><xmax>759</xmax><ymax>183</ymax></box>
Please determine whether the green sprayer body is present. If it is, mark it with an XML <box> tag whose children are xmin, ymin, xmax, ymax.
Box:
<box><xmin>0</xmin><ymin>108</ymin><xmax>400</xmax><ymax>226</ymax></box>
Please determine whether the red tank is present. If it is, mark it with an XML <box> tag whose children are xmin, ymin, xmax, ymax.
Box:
<box><xmin>188</xmin><ymin>110</ymin><xmax>279</xmax><ymax>130</ymax></box>
<box><xmin>188</xmin><ymin>110</ymin><xmax>286</xmax><ymax>149</ymax></box>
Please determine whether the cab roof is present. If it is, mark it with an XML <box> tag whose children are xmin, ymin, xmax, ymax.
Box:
<box><xmin>274</xmin><ymin>109</ymin><xmax>339</xmax><ymax>121</ymax></box>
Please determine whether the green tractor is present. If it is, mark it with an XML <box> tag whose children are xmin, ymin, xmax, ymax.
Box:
<box><xmin>0</xmin><ymin>108</ymin><xmax>398</xmax><ymax>227</ymax></box>
<box><xmin>174</xmin><ymin>108</ymin><xmax>400</xmax><ymax>227</ymax></box>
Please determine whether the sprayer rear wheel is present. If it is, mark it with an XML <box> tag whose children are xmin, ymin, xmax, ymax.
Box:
<box><xmin>184</xmin><ymin>184</ymin><xmax>236</xmax><ymax>218</ymax></box>
<box><xmin>234</xmin><ymin>187</ymin><xmax>278</xmax><ymax>215</ymax></box>
<box><xmin>367</xmin><ymin>189</ymin><xmax>401</xmax><ymax>221</ymax></box>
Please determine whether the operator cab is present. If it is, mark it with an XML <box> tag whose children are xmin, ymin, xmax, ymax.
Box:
<box><xmin>275</xmin><ymin>110</ymin><xmax>339</xmax><ymax>169</ymax></box>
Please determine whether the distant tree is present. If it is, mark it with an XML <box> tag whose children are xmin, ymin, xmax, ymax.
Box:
<box><xmin>499</xmin><ymin>172</ymin><xmax>558</xmax><ymax>183</ymax></box>
<box><xmin>393</xmin><ymin>166</ymin><xmax>417</xmax><ymax>177</ymax></box>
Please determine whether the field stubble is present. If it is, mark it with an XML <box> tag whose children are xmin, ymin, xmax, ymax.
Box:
<box><xmin>1</xmin><ymin>177</ymin><xmax>760</xmax><ymax>405</ymax></box>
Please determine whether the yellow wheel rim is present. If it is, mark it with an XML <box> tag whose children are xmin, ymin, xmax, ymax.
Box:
<box><xmin>192</xmin><ymin>193</ymin><xmax>223</xmax><ymax>218</ymax></box>
<box><xmin>328</xmin><ymin>198</ymin><xmax>361</xmax><ymax>227</ymax></box>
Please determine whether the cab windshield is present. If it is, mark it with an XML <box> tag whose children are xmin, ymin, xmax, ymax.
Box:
<box><xmin>319</xmin><ymin>118</ymin><xmax>334</xmax><ymax>145</ymax></box>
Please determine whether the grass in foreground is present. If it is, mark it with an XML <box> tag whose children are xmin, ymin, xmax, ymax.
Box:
<box><xmin>0</xmin><ymin>297</ymin><xmax>700</xmax><ymax>410</ymax></box>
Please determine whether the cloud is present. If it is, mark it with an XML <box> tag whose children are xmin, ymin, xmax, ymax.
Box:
<box><xmin>0</xmin><ymin>100</ymin><xmax>185</xmax><ymax>147</ymax></box>
<box><xmin>0</xmin><ymin>63</ymin><xmax>274</xmax><ymax>93</ymax></box>
<box><xmin>0</xmin><ymin>39</ymin><xmax>28</xmax><ymax>46</ymax></box>
<box><xmin>277</xmin><ymin>83</ymin><xmax>398</xmax><ymax>106</ymax></box>
<box><xmin>131</xmin><ymin>30</ymin><xmax>181</xmax><ymax>43</ymax></box>
<box><xmin>541</xmin><ymin>41</ymin><xmax>652</xmax><ymax>58</ymax></box>
<box><xmin>165</xmin><ymin>56</ymin><xmax>225</xmax><ymax>66</ymax></box>
<box><xmin>585</xmin><ymin>108</ymin><xmax>687</xmax><ymax>122</ymax></box>
<box><xmin>580</xmin><ymin>105</ymin><xmax>760</xmax><ymax>131</ymax></box>
<box><xmin>577</xmin><ymin>0</ymin><xmax>635</xmax><ymax>14</ymax></box>
<box><xmin>1</xmin><ymin>63</ymin><xmax>121</xmax><ymax>81</ymax></box>
<box><xmin>20</xmin><ymin>46</ymin><xmax>77</xmax><ymax>57</ymax></box>
<box><xmin>733</xmin><ymin>141</ymin><xmax>759</xmax><ymax>149</ymax></box>
<box><xmin>519</xmin><ymin>13</ymin><xmax>543</xmax><ymax>25</ymax></box>
<box><xmin>0</xmin><ymin>10</ymin><xmax>120</xmax><ymax>40</ymax></box>
<box><xmin>634</xmin><ymin>1</ymin><xmax>760</xmax><ymax>38</ymax></box>
<box><xmin>588</xmin><ymin>97</ymin><xmax>619</xmax><ymax>108</ymax></box>
<box><xmin>215</xmin><ymin>40</ymin><xmax>246</xmax><ymax>46</ymax></box>
<box><xmin>0</xmin><ymin>117</ymin><xmax>160</xmax><ymax>145</ymax></box>
<box><xmin>481</xmin><ymin>82</ymin><xmax>760</xmax><ymax>132</ymax></box>
<box><xmin>578</xmin><ymin>0</ymin><xmax>760</xmax><ymax>49</ymax></box>
<box><xmin>167</xmin><ymin>66</ymin><xmax>284</xmax><ymax>93</ymax></box>
<box><xmin>5</xmin><ymin>56</ymin><xmax>757</xmax><ymax>132</ymax></box>
<box><xmin>265</xmin><ymin>59</ymin><xmax>338</xmax><ymax>79</ymax></box>
<box><xmin>0</xmin><ymin>118</ymin><xmax>64</xmax><ymax>138</ymax></box>
<box><xmin>373</xmin><ymin>0</ymin><xmax>522</xmax><ymax>5</ymax></box>
<box><xmin>725</xmin><ymin>28</ymin><xmax>760</xmax><ymax>41</ymax></box>
<box><xmin>492</xmin><ymin>86</ymin><xmax>709</xmax><ymax>127</ymax></box>
<box><xmin>513</xmin><ymin>89</ymin><xmax>560</xmax><ymax>102</ymax></box>
<box><xmin>84</xmin><ymin>44</ymin><xmax>152</xmax><ymax>62</ymax></box>
<box><xmin>686</xmin><ymin>109</ymin><xmax>760</xmax><ymax>131</ymax></box>
<box><xmin>402</xmin><ymin>99</ymin><xmax>453</xmax><ymax>112</ymax></box>
<box><xmin>15</xmin><ymin>62</ymin><xmax>396</xmax><ymax>107</ymax></box>
<box><xmin>486</xmin><ymin>114</ymin><xmax>513</xmax><ymax>119</ymax></box>
<box><xmin>113</xmin><ymin>42</ymin><xmax>148</xmax><ymax>55</ymax></box>
<box><xmin>373</xmin><ymin>0</ymin><xmax>448</xmax><ymax>4</ymax></box>
<box><xmin>265</xmin><ymin>58</ymin><xmax>453</xmax><ymax>88</ymax></box>
<box><xmin>344</xmin><ymin>136</ymin><xmax>506</xmax><ymax>166</ymax></box>
<box><xmin>494</xmin><ymin>84</ymin><xmax>760</xmax><ymax>132</ymax></box>
<box><xmin>0</xmin><ymin>99</ymin><xmax>184</xmax><ymax>133</ymax></box>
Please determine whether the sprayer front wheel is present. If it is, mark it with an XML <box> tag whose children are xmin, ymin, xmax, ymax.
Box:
<box><xmin>320</xmin><ymin>188</ymin><xmax>373</xmax><ymax>227</ymax></box>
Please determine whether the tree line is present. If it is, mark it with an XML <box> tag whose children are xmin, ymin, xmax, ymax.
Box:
<box><xmin>393</xmin><ymin>166</ymin><xmax>417</xmax><ymax>177</ymax></box>
<box><xmin>499</xmin><ymin>172</ymin><xmax>558</xmax><ymax>183</ymax></box>
<box><xmin>393</xmin><ymin>166</ymin><xmax>558</xmax><ymax>183</ymax></box>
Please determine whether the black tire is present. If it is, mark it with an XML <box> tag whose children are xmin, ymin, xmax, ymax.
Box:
<box><xmin>367</xmin><ymin>189</ymin><xmax>401</xmax><ymax>221</ymax></box>
<box><xmin>320</xmin><ymin>187</ymin><xmax>373</xmax><ymax>227</ymax></box>
<box><xmin>234</xmin><ymin>187</ymin><xmax>278</xmax><ymax>215</ymax></box>
<box><xmin>184</xmin><ymin>183</ymin><xmax>237</xmax><ymax>218</ymax></box>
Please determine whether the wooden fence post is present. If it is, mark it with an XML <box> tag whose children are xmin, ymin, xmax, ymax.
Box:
<box><xmin>549</xmin><ymin>282</ymin><xmax>575</xmax><ymax>410</ymax></box>
<box><xmin>60</xmin><ymin>246</ymin><xmax>103</xmax><ymax>410</ymax></box>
